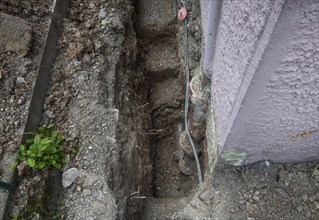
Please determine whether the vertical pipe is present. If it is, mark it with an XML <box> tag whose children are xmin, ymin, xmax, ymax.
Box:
<box><xmin>202</xmin><ymin>0</ymin><xmax>223</xmax><ymax>79</ymax></box>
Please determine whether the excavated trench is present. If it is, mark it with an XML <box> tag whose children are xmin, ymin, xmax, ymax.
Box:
<box><xmin>131</xmin><ymin>0</ymin><xmax>209</xmax><ymax>218</ymax></box>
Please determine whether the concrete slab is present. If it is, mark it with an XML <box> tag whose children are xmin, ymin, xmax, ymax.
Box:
<box><xmin>0</xmin><ymin>13</ymin><xmax>32</xmax><ymax>56</ymax></box>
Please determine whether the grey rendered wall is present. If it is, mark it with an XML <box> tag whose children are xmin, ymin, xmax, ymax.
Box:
<box><xmin>202</xmin><ymin>0</ymin><xmax>319</xmax><ymax>164</ymax></box>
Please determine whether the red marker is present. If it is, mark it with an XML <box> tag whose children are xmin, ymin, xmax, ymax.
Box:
<box><xmin>178</xmin><ymin>7</ymin><xmax>187</xmax><ymax>21</ymax></box>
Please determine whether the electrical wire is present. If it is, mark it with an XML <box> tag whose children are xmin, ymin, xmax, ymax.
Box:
<box><xmin>182</xmin><ymin>17</ymin><xmax>203</xmax><ymax>187</ymax></box>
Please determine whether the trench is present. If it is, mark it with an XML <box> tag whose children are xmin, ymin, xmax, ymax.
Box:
<box><xmin>131</xmin><ymin>0</ymin><xmax>208</xmax><ymax>218</ymax></box>
<box><xmin>1</xmin><ymin>0</ymin><xmax>208</xmax><ymax>218</ymax></box>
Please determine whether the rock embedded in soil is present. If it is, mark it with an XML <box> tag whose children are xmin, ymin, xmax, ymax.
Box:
<box><xmin>0</xmin><ymin>13</ymin><xmax>32</xmax><ymax>56</ymax></box>
<box><xmin>92</xmin><ymin>201</ymin><xmax>106</xmax><ymax>215</ymax></box>
<box><xmin>62</xmin><ymin>167</ymin><xmax>80</xmax><ymax>188</ymax></box>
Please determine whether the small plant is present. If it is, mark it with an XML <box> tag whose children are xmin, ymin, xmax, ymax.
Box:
<box><xmin>53</xmin><ymin>205</ymin><xmax>65</xmax><ymax>219</ymax></box>
<box><xmin>12</xmin><ymin>124</ymin><xmax>67</xmax><ymax>170</ymax></box>
<box><xmin>11</xmin><ymin>213</ymin><xmax>19</xmax><ymax>220</ymax></box>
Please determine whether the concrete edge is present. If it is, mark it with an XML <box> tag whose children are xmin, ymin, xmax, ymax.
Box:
<box><xmin>0</xmin><ymin>0</ymin><xmax>70</xmax><ymax>218</ymax></box>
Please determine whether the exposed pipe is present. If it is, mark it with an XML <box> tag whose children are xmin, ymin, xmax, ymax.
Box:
<box><xmin>202</xmin><ymin>0</ymin><xmax>223</xmax><ymax>79</ymax></box>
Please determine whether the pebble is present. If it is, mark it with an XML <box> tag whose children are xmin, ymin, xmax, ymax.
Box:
<box><xmin>198</xmin><ymin>189</ymin><xmax>214</xmax><ymax>205</ymax></box>
<box><xmin>83</xmin><ymin>173</ymin><xmax>99</xmax><ymax>187</ymax></box>
<box><xmin>45</xmin><ymin>110</ymin><xmax>55</xmax><ymax>118</ymax></box>
<box><xmin>297</xmin><ymin>206</ymin><xmax>303</xmax><ymax>213</ymax></box>
<box><xmin>17</xmin><ymin>161</ymin><xmax>28</xmax><ymax>176</ymax></box>
<box><xmin>275</xmin><ymin>188</ymin><xmax>288</xmax><ymax>199</ymax></box>
<box><xmin>304</xmin><ymin>206</ymin><xmax>311</xmax><ymax>218</ymax></box>
<box><xmin>82</xmin><ymin>189</ymin><xmax>91</xmax><ymax>196</ymax></box>
<box><xmin>253</xmin><ymin>195</ymin><xmax>260</xmax><ymax>202</ymax></box>
<box><xmin>16</xmin><ymin>77</ymin><xmax>25</xmax><ymax>84</ymax></box>
<box><xmin>62</xmin><ymin>167</ymin><xmax>80</xmax><ymax>188</ymax></box>
<box><xmin>88</xmin><ymin>3</ymin><xmax>95</xmax><ymax>9</ymax></box>
<box><xmin>239</xmin><ymin>199</ymin><xmax>247</xmax><ymax>205</ymax></box>
<box><xmin>101</xmin><ymin>19</ymin><xmax>107</xmax><ymax>26</ymax></box>
<box><xmin>309</xmin><ymin>196</ymin><xmax>316</xmax><ymax>203</ymax></box>
<box><xmin>246</xmin><ymin>202</ymin><xmax>259</xmax><ymax>213</ymax></box>
<box><xmin>17</xmin><ymin>97</ymin><xmax>25</xmax><ymax>105</ymax></box>
<box><xmin>92</xmin><ymin>201</ymin><xmax>106</xmax><ymax>215</ymax></box>
<box><xmin>7</xmin><ymin>143</ymin><xmax>17</xmax><ymax>152</ymax></box>
<box><xmin>99</xmin><ymin>9</ymin><xmax>107</xmax><ymax>19</ymax></box>
<box><xmin>82</xmin><ymin>53</ymin><xmax>92</xmax><ymax>63</ymax></box>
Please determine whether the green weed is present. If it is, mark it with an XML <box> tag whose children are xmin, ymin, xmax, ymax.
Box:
<box><xmin>11</xmin><ymin>124</ymin><xmax>66</xmax><ymax>170</ymax></box>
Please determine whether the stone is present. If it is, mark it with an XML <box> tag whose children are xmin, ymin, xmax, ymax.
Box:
<box><xmin>62</xmin><ymin>167</ymin><xmax>80</xmax><ymax>188</ymax></box>
<box><xmin>82</xmin><ymin>189</ymin><xmax>91</xmax><ymax>196</ymax></box>
<box><xmin>82</xmin><ymin>53</ymin><xmax>92</xmax><ymax>63</ymax></box>
<box><xmin>99</xmin><ymin>9</ymin><xmax>107</xmax><ymax>19</ymax></box>
<box><xmin>253</xmin><ymin>195</ymin><xmax>260</xmax><ymax>202</ymax></box>
<box><xmin>198</xmin><ymin>188</ymin><xmax>214</xmax><ymax>205</ymax></box>
<box><xmin>88</xmin><ymin>3</ymin><xmax>95</xmax><ymax>9</ymax></box>
<box><xmin>17</xmin><ymin>97</ymin><xmax>25</xmax><ymax>105</ymax></box>
<box><xmin>6</xmin><ymin>143</ymin><xmax>17</xmax><ymax>152</ymax></box>
<box><xmin>297</xmin><ymin>206</ymin><xmax>303</xmax><ymax>213</ymax></box>
<box><xmin>17</xmin><ymin>161</ymin><xmax>28</xmax><ymax>176</ymax></box>
<box><xmin>16</xmin><ymin>77</ymin><xmax>25</xmax><ymax>84</ymax></box>
<box><xmin>246</xmin><ymin>202</ymin><xmax>260</xmax><ymax>213</ymax></box>
<box><xmin>178</xmin><ymin>157</ymin><xmax>194</xmax><ymax>176</ymax></box>
<box><xmin>0</xmin><ymin>13</ymin><xmax>32</xmax><ymax>56</ymax></box>
<box><xmin>304</xmin><ymin>206</ymin><xmax>311</xmax><ymax>218</ymax></box>
<box><xmin>92</xmin><ymin>201</ymin><xmax>106</xmax><ymax>215</ymax></box>
<box><xmin>275</xmin><ymin>188</ymin><xmax>288</xmax><ymax>199</ymax></box>
<box><xmin>45</xmin><ymin>110</ymin><xmax>55</xmax><ymax>119</ymax></box>
<box><xmin>309</xmin><ymin>196</ymin><xmax>316</xmax><ymax>203</ymax></box>
<box><xmin>83</xmin><ymin>173</ymin><xmax>99</xmax><ymax>187</ymax></box>
<box><xmin>239</xmin><ymin>199</ymin><xmax>247</xmax><ymax>205</ymax></box>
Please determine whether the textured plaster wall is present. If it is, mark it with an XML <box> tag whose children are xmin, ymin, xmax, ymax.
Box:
<box><xmin>202</xmin><ymin>0</ymin><xmax>319</xmax><ymax>164</ymax></box>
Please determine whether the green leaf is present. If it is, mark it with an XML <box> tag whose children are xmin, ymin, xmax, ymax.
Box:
<box><xmin>37</xmin><ymin>162</ymin><xmax>46</xmax><ymax>169</ymax></box>
<box><xmin>38</xmin><ymin>127</ymin><xmax>45</xmax><ymax>134</ymax></box>
<box><xmin>52</xmin><ymin>162</ymin><xmax>62</xmax><ymax>169</ymax></box>
<box><xmin>26</xmin><ymin>138</ymin><xmax>34</xmax><ymax>144</ymax></box>
<box><xmin>38</xmin><ymin>144</ymin><xmax>47</xmax><ymax>152</ymax></box>
<box><xmin>30</xmin><ymin>144</ymin><xmax>37</xmax><ymax>153</ymax></box>
<box><xmin>19</xmin><ymin>144</ymin><xmax>26</xmax><ymax>152</ymax></box>
<box><xmin>47</xmin><ymin>123</ymin><xmax>54</xmax><ymax>129</ymax></box>
<box><xmin>27</xmin><ymin>158</ymin><xmax>36</xmax><ymax>168</ymax></box>
<box><xmin>51</xmin><ymin>130</ymin><xmax>58</xmax><ymax>138</ymax></box>
<box><xmin>34</xmin><ymin>135</ymin><xmax>41</xmax><ymax>145</ymax></box>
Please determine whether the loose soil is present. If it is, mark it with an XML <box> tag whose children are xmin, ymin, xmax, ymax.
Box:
<box><xmin>0</xmin><ymin>0</ymin><xmax>52</xmax><ymax>163</ymax></box>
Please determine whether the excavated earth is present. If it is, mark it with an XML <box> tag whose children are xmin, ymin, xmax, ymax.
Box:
<box><xmin>0</xmin><ymin>0</ymin><xmax>318</xmax><ymax>220</ymax></box>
